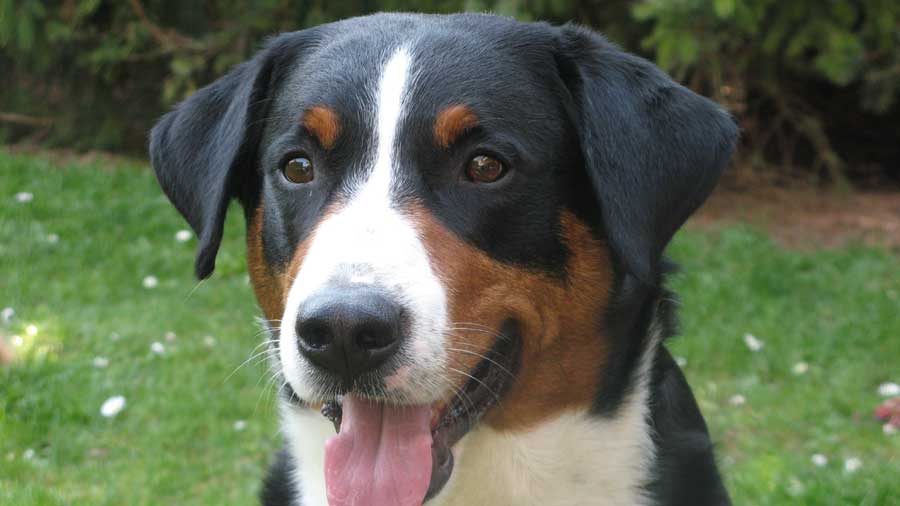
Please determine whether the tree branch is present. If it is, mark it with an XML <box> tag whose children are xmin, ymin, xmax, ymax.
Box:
<box><xmin>127</xmin><ymin>0</ymin><xmax>200</xmax><ymax>50</ymax></box>
<box><xmin>0</xmin><ymin>112</ymin><xmax>54</xmax><ymax>127</ymax></box>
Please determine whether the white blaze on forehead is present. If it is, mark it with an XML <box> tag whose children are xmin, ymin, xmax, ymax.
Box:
<box><xmin>367</xmin><ymin>47</ymin><xmax>412</xmax><ymax>198</ymax></box>
<box><xmin>278</xmin><ymin>47</ymin><xmax>448</xmax><ymax>404</ymax></box>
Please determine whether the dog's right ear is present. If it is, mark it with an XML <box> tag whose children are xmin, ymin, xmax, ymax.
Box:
<box><xmin>555</xmin><ymin>25</ymin><xmax>738</xmax><ymax>285</ymax></box>
<box><xmin>149</xmin><ymin>33</ymin><xmax>311</xmax><ymax>279</ymax></box>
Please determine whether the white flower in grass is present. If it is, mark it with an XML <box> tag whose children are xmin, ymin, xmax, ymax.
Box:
<box><xmin>174</xmin><ymin>229</ymin><xmax>192</xmax><ymax>242</ymax></box>
<box><xmin>87</xmin><ymin>447</ymin><xmax>108</xmax><ymax>459</ymax></box>
<box><xmin>46</xmin><ymin>233</ymin><xmax>59</xmax><ymax>244</ymax></box>
<box><xmin>843</xmin><ymin>457</ymin><xmax>862</xmax><ymax>473</ymax></box>
<box><xmin>811</xmin><ymin>454</ymin><xmax>828</xmax><ymax>467</ymax></box>
<box><xmin>100</xmin><ymin>396</ymin><xmax>126</xmax><ymax>418</ymax></box>
<box><xmin>233</xmin><ymin>420</ymin><xmax>248</xmax><ymax>431</ymax></box>
<box><xmin>150</xmin><ymin>341</ymin><xmax>165</xmax><ymax>355</ymax></box>
<box><xmin>884</xmin><ymin>424</ymin><xmax>897</xmax><ymax>436</ymax></box>
<box><xmin>25</xmin><ymin>324</ymin><xmax>38</xmax><ymax>337</ymax></box>
<box><xmin>878</xmin><ymin>382</ymin><xmax>900</xmax><ymax>397</ymax></box>
<box><xmin>22</xmin><ymin>448</ymin><xmax>35</xmax><ymax>460</ymax></box>
<box><xmin>142</xmin><ymin>275</ymin><xmax>159</xmax><ymax>289</ymax></box>
<box><xmin>164</xmin><ymin>331</ymin><xmax>177</xmax><ymax>342</ymax></box>
<box><xmin>728</xmin><ymin>394</ymin><xmax>746</xmax><ymax>406</ymax></box>
<box><xmin>92</xmin><ymin>356</ymin><xmax>109</xmax><ymax>368</ymax></box>
<box><xmin>2</xmin><ymin>307</ymin><xmax>15</xmax><ymax>324</ymax></box>
<box><xmin>792</xmin><ymin>362</ymin><xmax>809</xmax><ymax>375</ymax></box>
<box><xmin>743</xmin><ymin>333</ymin><xmax>764</xmax><ymax>352</ymax></box>
<box><xmin>787</xmin><ymin>477</ymin><xmax>805</xmax><ymax>496</ymax></box>
<box><xmin>11</xmin><ymin>335</ymin><xmax>23</xmax><ymax>347</ymax></box>
<box><xmin>15</xmin><ymin>192</ymin><xmax>34</xmax><ymax>203</ymax></box>
<box><xmin>203</xmin><ymin>335</ymin><xmax>217</xmax><ymax>348</ymax></box>
<box><xmin>675</xmin><ymin>356</ymin><xmax>688</xmax><ymax>367</ymax></box>
<box><xmin>109</xmin><ymin>332</ymin><xmax>121</xmax><ymax>342</ymax></box>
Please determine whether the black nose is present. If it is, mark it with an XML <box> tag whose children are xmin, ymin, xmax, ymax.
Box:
<box><xmin>295</xmin><ymin>285</ymin><xmax>404</xmax><ymax>386</ymax></box>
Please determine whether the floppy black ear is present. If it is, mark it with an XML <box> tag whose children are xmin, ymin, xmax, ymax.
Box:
<box><xmin>149</xmin><ymin>33</ymin><xmax>308</xmax><ymax>279</ymax></box>
<box><xmin>557</xmin><ymin>25</ymin><xmax>738</xmax><ymax>284</ymax></box>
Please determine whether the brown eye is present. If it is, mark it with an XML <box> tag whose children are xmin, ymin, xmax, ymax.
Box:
<box><xmin>465</xmin><ymin>155</ymin><xmax>505</xmax><ymax>183</ymax></box>
<box><xmin>282</xmin><ymin>156</ymin><xmax>314</xmax><ymax>184</ymax></box>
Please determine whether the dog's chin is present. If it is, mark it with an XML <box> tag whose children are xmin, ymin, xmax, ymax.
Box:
<box><xmin>280</xmin><ymin>331</ymin><xmax>522</xmax><ymax>504</ymax></box>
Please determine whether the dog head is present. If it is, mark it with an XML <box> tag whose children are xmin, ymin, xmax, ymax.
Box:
<box><xmin>151</xmin><ymin>13</ymin><xmax>736</xmax><ymax>505</ymax></box>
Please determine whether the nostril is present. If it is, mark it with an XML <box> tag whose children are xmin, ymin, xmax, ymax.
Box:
<box><xmin>354</xmin><ymin>322</ymin><xmax>398</xmax><ymax>351</ymax></box>
<box><xmin>297</xmin><ymin>320</ymin><xmax>331</xmax><ymax>350</ymax></box>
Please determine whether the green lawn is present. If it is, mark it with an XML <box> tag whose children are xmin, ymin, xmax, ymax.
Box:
<box><xmin>2</xmin><ymin>150</ymin><xmax>898</xmax><ymax>505</ymax></box>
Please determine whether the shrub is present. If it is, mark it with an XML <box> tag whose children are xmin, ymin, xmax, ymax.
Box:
<box><xmin>1</xmin><ymin>0</ymin><xmax>897</xmax><ymax>184</ymax></box>
<box><xmin>633</xmin><ymin>0</ymin><xmax>900</xmax><ymax>184</ymax></box>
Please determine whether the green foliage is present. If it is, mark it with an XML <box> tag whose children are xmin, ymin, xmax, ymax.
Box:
<box><xmin>633</xmin><ymin>0</ymin><xmax>899</xmax><ymax>181</ymax></box>
<box><xmin>633</xmin><ymin>0</ymin><xmax>900</xmax><ymax>112</ymax></box>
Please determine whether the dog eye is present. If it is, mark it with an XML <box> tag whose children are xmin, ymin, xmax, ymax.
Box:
<box><xmin>282</xmin><ymin>156</ymin><xmax>314</xmax><ymax>184</ymax></box>
<box><xmin>465</xmin><ymin>155</ymin><xmax>505</xmax><ymax>183</ymax></box>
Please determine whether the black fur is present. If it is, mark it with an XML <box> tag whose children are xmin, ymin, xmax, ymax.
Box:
<box><xmin>149</xmin><ymin>12</ymin><xmax>737</xmax><ymax>506</ymax></box>
<box><xmin>556</xmin><ymin>25</ymin><xmax>737</xmax><ymax>284</ymax></box>
<box><xmin>260</xmin><ymin>449</ymin><xmax>297</xmax><ymax>506</ymax></box>
<box><xmin>647</xmin><ymin>346</ymin><xmax>731</xmax><ymax>505</ymax></box>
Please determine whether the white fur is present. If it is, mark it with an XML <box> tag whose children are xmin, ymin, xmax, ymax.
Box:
<box><xmin>282</xmin><ymin>403</ymin><xmax>336</xmax><ymax>506</ymax></box>
<box><xmin>278</xmin><ymin>47</ymin><xmax>448</xmax><ymax>405</ymax></box>
<box><xmin>429</xmin><ymin>409</ymin><xmax>653</xmax><ymax>506</ymax></box>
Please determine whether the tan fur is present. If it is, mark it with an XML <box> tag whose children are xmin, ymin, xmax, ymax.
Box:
<box><xmin>410</xmin><ymin>206</ymin><xmax>614</xmax><ymax>431</ymax></box>
<box><xmin>434</xmin><ymin>105</ymin><xmax>479</xmax><ymax>148</ymax></box>
<box><xmin>302</xmin><ymin>106</ymin><xmax>341</xmax><ymax>150</ymax></box>
<box><xmin>246</xmin><ymin>205</ymin><xmax>287</xmax><ymax>322</ymax></box>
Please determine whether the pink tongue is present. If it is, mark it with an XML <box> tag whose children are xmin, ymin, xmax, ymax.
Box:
<box><xmin>324</xmin><ymin>396</ymin><xmax>433</xmax><ymax>506</ymax></box>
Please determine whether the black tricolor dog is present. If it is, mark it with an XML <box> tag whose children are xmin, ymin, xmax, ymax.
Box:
<box><xmin>150</xmin><ymin>13</ymin><xmax>737</xmax><ymax>506</ymax></box>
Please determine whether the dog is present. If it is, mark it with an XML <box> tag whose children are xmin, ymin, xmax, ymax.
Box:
<box><xmin>150</xmin><ymin>13</ymin><xmax>737</xmax><ymax>506</ymax></box>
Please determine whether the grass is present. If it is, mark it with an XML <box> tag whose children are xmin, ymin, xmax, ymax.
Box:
<box><xmin>1</xmin><ymin>149</ymin><xmax>898</xmax><ymax>505</ymax></box>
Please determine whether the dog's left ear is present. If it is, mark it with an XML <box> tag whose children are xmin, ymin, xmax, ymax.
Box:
<box><xmin>556</xmin><ymin>25</ymin><xmax>738</xmax><ymax>284</ymax></box>
<box><xmin>149</xmin><ymin>33</ymin><xmax>313</xmax><ymax>279</ymax></box>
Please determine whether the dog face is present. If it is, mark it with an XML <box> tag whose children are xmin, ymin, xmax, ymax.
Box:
<box><xmin>151</xmin><ymin>13</ymin><xmax>736</xmax><ymax>505</ymax></box>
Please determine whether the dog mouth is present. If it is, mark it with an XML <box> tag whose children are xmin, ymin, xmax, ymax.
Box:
<box><xmin>317</xmin><ymin>328</ymin><xmax>521</xmax><ymax>506</ymax></box>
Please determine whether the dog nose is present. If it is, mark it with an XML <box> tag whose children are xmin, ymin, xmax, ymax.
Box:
<box><xmin>295</xmin><ymin>286</ymin><xmax>404</xmax><ymax>384</ymax></box>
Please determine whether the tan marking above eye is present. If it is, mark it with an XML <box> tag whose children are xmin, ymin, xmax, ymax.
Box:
<box><xmin>302</xmin><ymin>105</ymin><xmax>341</xmax><ymax>149</ymax></box>
<box><xmin>434</xmin><ymin>104</ymin><xmax>479</xmax><ymax>148</ymax></box>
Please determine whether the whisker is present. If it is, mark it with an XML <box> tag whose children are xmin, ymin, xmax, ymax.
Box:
<box><xmin>255</xmin><ymin>371</ymin><xmax>283</xmax><ymax>415</ymax></box>
<box><xmin>447</xmin><ymin>366</ymin><xmax>501</xmax><ymax>403</ymax></box>
<box><xmin>182</xmin><ymin>279</ymin><xmax>206</xmax><ymax>302</ymax></box>
<box><xmin>223</xmin><ymin>347</ymin><xmax>278</xmax><ymax>384</ymax></box>
<box><xmin>442</xmin><ymin>379</ymin><xmax>476</xmax><ymax>424</ymax></box>
<box><xmin>445</xmin><ymin>345</ymin><xmax>516</xmax><ymax>381</ymax></box>
<box><xmin>447</xmin><ymin>321</ymin><xmax>497</xmax><ymax>331</ymax></box>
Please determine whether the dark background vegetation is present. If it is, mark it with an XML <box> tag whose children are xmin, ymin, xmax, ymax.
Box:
<box><xmin>1</xmin><ymin>0</ymin><xmax>899</xmax><ymax>187</ymax></box>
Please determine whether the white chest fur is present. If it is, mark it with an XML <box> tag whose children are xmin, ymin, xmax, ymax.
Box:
<box><xmin>281</xmin><ymin>396</ymin><xmax>654</xmax><ymax>506</ymax></box>
<box><xmin>429</xmin><ymin>402</ymin><xmax>654</xmax><ymax>506</ymax></box>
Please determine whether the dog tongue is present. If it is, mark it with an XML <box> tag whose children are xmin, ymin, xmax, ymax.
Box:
<box><xmin>325</xmin><ymin>395</ymin><xmax>433</xmax><ymax>506</ymax></box>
